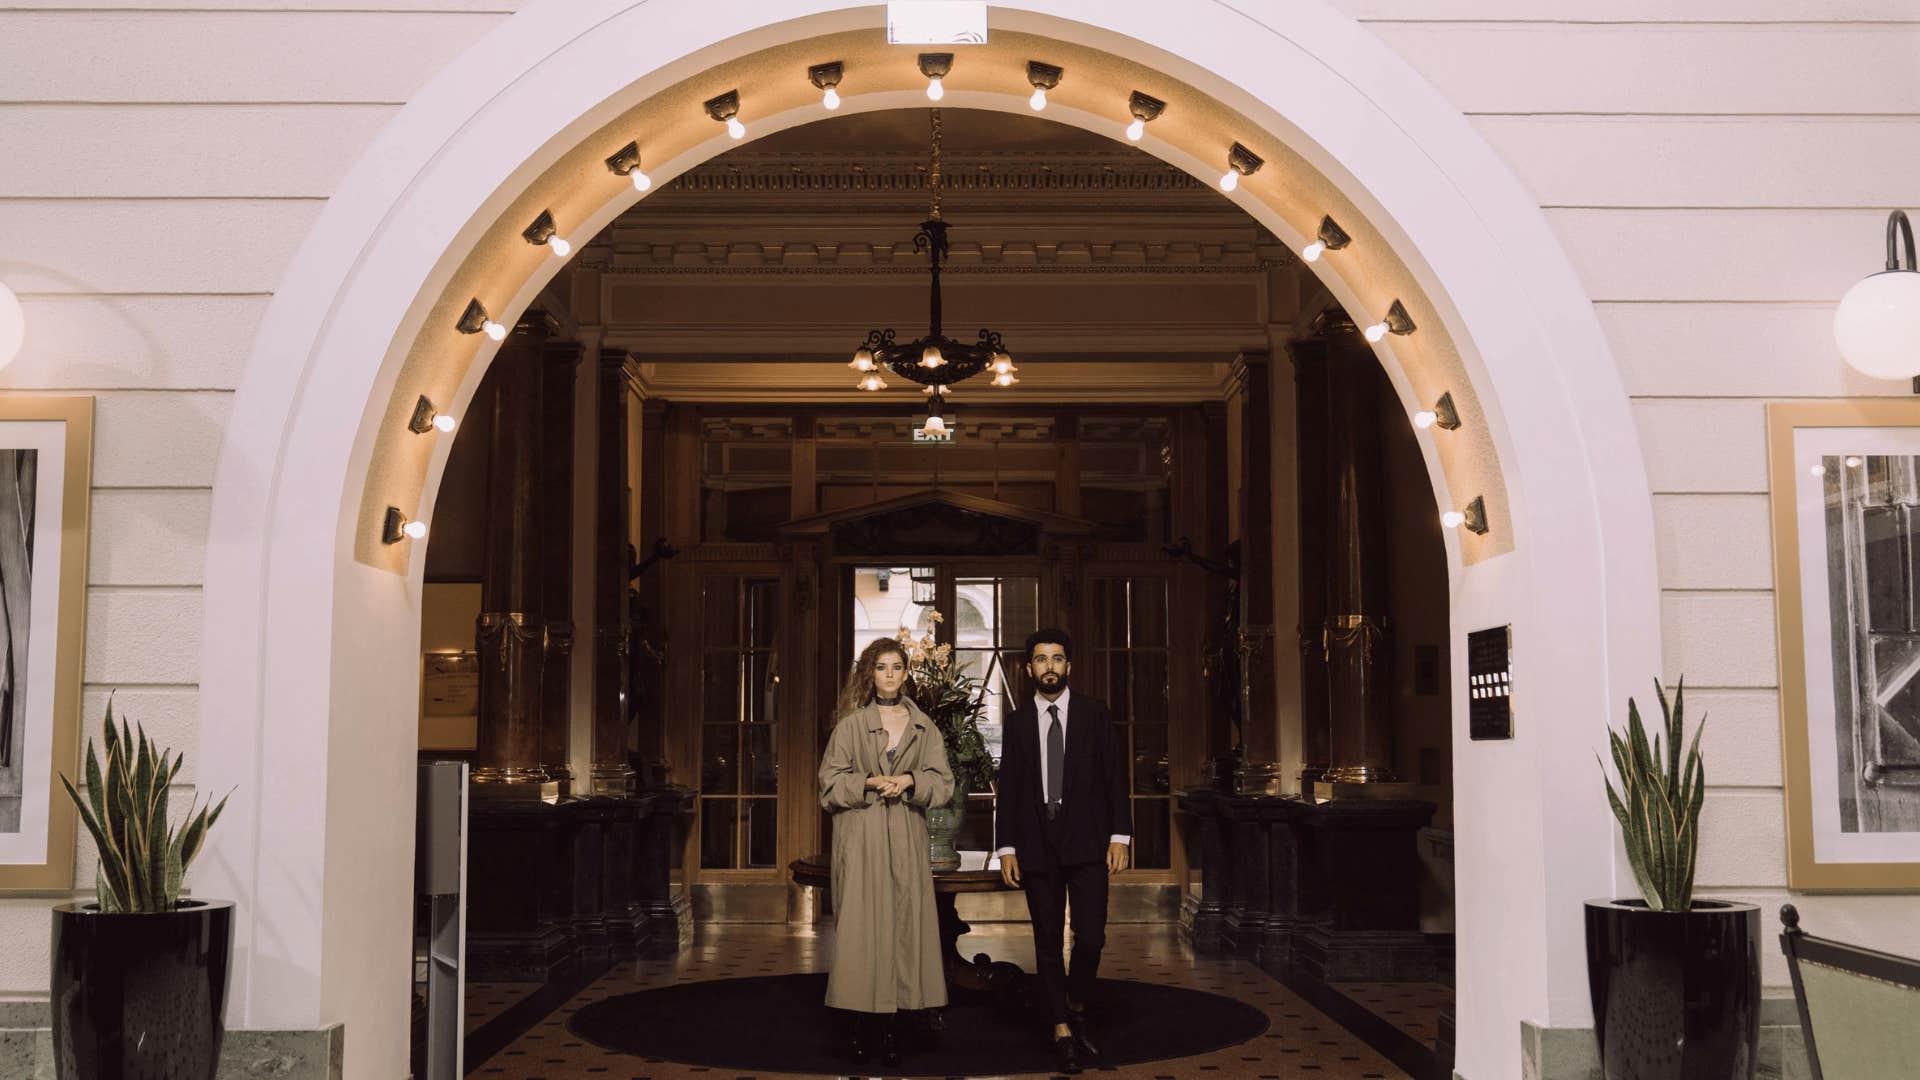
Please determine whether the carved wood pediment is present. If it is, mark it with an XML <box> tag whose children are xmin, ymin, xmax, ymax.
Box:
<box><xmin>779</xmin><ymin>488</ymin><xmax>1094</xmax><ymax>557</ymax></box>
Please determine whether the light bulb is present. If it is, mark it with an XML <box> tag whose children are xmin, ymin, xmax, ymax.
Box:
<box><xmin>726</xmin><ymin>116</ymin><xmax>746</xmax><ymax>139</ymax></box>
<box><xmin>1441</xmin><ymin>510</ymin><xmax>1466</xmax><ymax>529</ymax></box>
<box><xmin>631</xmin><ymin>169</ymin><xmax>653</xmax><ymax>192</ymax></box>
<box><xmin>1364</xmin><ymin>321</ymin><xmax>1389</xmax><ymax>343</ymax></box>
<box><xmin>432</xmin><ymin>413</ymin><xmax>457</xmax><ymax>433</ymax></box>
<box><xmin>1126</xmin><ymin>117</ymin><xmax>1145</xmax><ymax>141</ymax></box>
<box><xmin>402</xmin><ymin>519</ymin><xmax>428</xmax><ymax>540</ymax></box>
<box><xmin>1846</xmin><ymin>456</ymin><xmax>1865</xmax><ymax>468</ymax></box>
<box><xmin>991</xmin><ymin>356</ymin><xmax>1013</xmax><ymax>375</ymax></box>
<box><xmin>1029</xmin><ymin>88</ymin><xmax>1047</xmax><ymax>111</ymax></box>
<box><xmin>1810</xmin><ymin>464</ymin><xmax>1826</xmax><ymax>477</ymax></box>
<box><xmin>858</xmin><ymin>374</ymin><xmax>887</xmax><ymax>392</ymax></box>
<box><xmin>0</xmin><ymin>281</ymin><xmax>22</xmax><ymax>371</ymax></box>
<box><xmin>849</xmin><ymin>348</ymin><xmax>875</xmax><ymax>372</ymax></box>
<box><xmin>1219</xmin><ymin>169</ymin><xmax>1239</xmax><ymax>192</ymax></box>
<box><xmin>822</xmin><ymin>87</ymin><xmax>841</xmax><ymax>110</ymax></box>
<box><xmin>923</xmin><ymin>414</ymin><xmax>947</xmax><ymax>434</ymax></box>
<box><xmin>482</xmin><ymin>320</ymin><xmax>507</xmax><ymax>341</ymax></box>
<box><xmin>1302</xmin><ymin>240</ymin><xmax>1326</xmax><ymax>262</ymax></box>
<box><xmin>994</xmin><ymin>372</ymin><xmax>1018</xmax><ymax>387</ymax></box>
<box><xmin>926</xmin><ymin>76</ymin><xmax>944</xmax><ymax>101</ymax></box>
<box><xmin>1414</xmin><ymin>411</ymin><xmax>1437</xmax><ymax>429</ymax></box>
<box><xmin>547</xmin><ymin>235</ymin><xmax>571</xmax><ymax>257</ymax></box>
<box><xmin>921</xmin><ymin>344</ymin><xmax>945</xmax><ymax>368</ymax></box>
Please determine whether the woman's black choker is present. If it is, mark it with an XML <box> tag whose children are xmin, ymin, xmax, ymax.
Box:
<box><xmin>874</xmin><ymin>693</ymin><xmax>903</xmax><ymax>707</ymax></box>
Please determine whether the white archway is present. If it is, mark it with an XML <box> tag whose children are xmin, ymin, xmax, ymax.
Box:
<box><xmin>196</xmin><ymin>4</ymin><xmax>1661</xmax><ymax>1078</ymax></box>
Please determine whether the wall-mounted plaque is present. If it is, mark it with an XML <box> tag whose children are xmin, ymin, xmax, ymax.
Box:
<box><xmin>1467</xmin><ymin>625</ymin><xmax>1512</xmax><ymax>740</ymax></box>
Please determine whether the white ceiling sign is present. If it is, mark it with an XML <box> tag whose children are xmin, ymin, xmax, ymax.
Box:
<box><xmin>886</xmin><ymin>1</ymin><xmax>989</xmax><ymax>45</ymax></box>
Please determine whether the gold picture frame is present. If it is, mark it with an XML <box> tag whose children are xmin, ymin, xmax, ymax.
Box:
<box><xmin>0</xmin><ymin>396</ymin><xmax>93</xmax><ymax>892</ymax></box>
<box><xmin>1769</xmin><ymin>400</ymin><xmax>1920</xmax><ymax>890</ymax></box>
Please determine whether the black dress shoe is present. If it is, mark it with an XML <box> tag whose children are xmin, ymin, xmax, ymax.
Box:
<box><xmin>1067</xmin><ymin>1012</ymin><xmax>1102</xmax><ymax>1062</ymax></box>
<box><xmin>880</xmin><ymin>1021</ymin><xmax>902</xmax><ymax>1070</ymax></box>
<box><xmin>847</xmin><ymin>1015</ymin><xmax>871</xmax><ymax>1065</ymax></box>
<box><xmin>1052</xmin><ymin>1033</ymin><xmax>1083</xmax><ymax>1074</ymax></box>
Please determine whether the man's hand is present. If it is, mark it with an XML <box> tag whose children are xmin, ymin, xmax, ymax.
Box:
<box><xmin>1106</xmin><ymin>842</ymin><xmax>1131</xmax><ymax>875</ymax></box>
<box><xmin>1000</xmin><ymin>852</ymin><xmax>1021</xmax><ymax>889</ymax></box>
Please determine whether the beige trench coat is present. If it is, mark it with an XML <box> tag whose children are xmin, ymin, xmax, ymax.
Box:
<box><xmin>817</xmin><ymin>700</ymin><xmax>955</xmax><ymax>1013</ymax></box>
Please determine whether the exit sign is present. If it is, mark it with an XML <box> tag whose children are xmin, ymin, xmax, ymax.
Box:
<box><xmin>912</xmin><ymin>427</ymin><xmax>954</xmax><ymax>444</ymax></box>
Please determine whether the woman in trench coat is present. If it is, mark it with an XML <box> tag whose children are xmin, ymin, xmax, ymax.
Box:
<box><xmin>818</xmin><ymin>636</ymin><xmax>955</xmax><ymax>1068</ymax></box>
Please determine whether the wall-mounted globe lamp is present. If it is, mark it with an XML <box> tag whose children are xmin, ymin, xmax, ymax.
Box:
<box><xmin>1836</xmin><ymin>210</ymin><xmax>1920</xmax><ymax>389</ymax></box>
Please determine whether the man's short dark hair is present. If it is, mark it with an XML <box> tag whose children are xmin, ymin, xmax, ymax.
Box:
<box><xmin>1024</xmin><ymin>628</ymin><xmax>1072</xmax><ymax>662</ymax></box>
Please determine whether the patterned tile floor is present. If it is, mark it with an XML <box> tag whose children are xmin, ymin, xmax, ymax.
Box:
<box><xmin>1327</xmin><ymin>982</ymin><xmax>1453</xmax><ymax>1049</ymax></box>
<box><xmin>466</xmin><ymin>981</ymin><xmax>544</xmax><ymax>1035</ymax></box>
<box><xmin>466</xmin><ymin>923</ymin><xmax>1415</xmax><ymax>1079</ymax></box>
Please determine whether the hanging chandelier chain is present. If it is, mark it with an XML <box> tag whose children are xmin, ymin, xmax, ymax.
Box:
<box><xmin>929</xmin><ymin>108</ymin><xmax>944</xmax><ymax>221</ymax></box>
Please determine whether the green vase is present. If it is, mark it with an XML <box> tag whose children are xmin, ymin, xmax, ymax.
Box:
<box><xmin>926</xmin><ymin>777</ymin><xmax>969</xmax><ymax>871</ymax></box>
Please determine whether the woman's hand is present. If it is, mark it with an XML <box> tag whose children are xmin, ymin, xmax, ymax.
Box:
<box><xmin>871</xmin><ymin>773</ymin><xmax>914</xmax><ymax>799</ymax></box>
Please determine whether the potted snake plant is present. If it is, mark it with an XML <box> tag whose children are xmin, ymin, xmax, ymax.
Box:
<box><xmin>53</xmin><ymin>699</ymin><xmax>232</xmax><ymax>1080</ymax></box>
<box><xmin>1586</xmin><ymin>678</ymin><xmax>1759</xmax><ymax>1079</ymax></box>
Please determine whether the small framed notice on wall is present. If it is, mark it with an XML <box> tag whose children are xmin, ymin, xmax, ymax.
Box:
<box><xmin>1467</xmin><ymin>625</ymin><xmax>1513</xmax><ymax>741</ymax></box>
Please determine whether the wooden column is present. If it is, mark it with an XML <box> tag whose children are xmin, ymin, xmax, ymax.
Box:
<box><xmin>538</xmin><ymin>338</ymin><xmax>582</xmax><ymax>794</ymax></box>
<box><xmin>474</xmin><ymin>313</ymin><xmax>553</xmax><ymax>792</ymax></box>
<box><xmin>1230</xmin><ymin>351</ymin><xmax>1282</xmax><ymax>796</ymax></box>
<box><xmin>631</xmin><ymin>397</ymin><xmax>670</xmax><ymax>784</ymax></box>
<box><xmin>1053</xmin><ymin>413</ymin><xmax>1082</xmax><ymax>517</ymax></box>
<box><xmin>1290</xmin><ymin>337</ymin><xmax>1333</xmax><ymax>786</ymax></box>
<box><xmin>590</xmin><ymin>349</ymin><xmax>636</xmax><ymax>794</ymax></box>
<box><xmin>1322</xmin><ymin>321</ymin><xmax>1396</xmax><ymax>783</ymax></box>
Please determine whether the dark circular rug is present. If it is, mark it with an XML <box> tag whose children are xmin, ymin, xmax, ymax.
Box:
<box><xmin>567</xmin><ymin>972</ymin><xmax>1269</xmax><ymax>1075</ymax></box>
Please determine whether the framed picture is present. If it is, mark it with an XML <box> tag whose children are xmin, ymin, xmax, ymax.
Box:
<box><xmin>0</xmin><ymin>396</ymin><xmax>93</xmax><ymax>892</ymax></box>
<box><xmin>1769</xmin><ymin>400</ymin><xmax>1920</xmax><ymax>890</ymax></box>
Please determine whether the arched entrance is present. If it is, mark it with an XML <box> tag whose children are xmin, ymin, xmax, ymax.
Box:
<box><xmin>195</xmin><ymin>3</ymin><xmax>1661</xmax><ymax>1078</ymax></box>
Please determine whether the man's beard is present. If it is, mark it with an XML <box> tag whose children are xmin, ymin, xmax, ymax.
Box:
<box><xmin>1037</xmin><ymin>672</ymin><xmax>1067</xmax><ymax>691</ymax></box>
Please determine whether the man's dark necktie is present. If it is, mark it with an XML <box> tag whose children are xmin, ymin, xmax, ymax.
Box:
<box><xmin>1046</xmin><ymin>703</ymin><xmax>1064</xmax><ymax>820</ymax></box>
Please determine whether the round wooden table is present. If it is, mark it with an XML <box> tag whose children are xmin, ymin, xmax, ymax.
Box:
<box><xmin>790</xmin><ymin>854</ymin><xmax>1025</xmax><ymax>996</ymax></box>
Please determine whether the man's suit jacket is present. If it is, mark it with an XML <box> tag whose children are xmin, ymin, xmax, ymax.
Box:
<box><xmin>995</xmin><ymin>692</ymin><xmax>1132</xmax><ymax>871</ymax></box>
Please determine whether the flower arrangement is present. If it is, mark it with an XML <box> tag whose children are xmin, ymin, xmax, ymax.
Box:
<box><xmin>897</xmin><ymin>611</ymin><xmax>998</xmax><ymax>793</ymax></box>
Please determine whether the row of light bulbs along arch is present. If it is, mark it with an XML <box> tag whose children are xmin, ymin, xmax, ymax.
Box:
<box><xmin>386</xmin><ymin>57</ymin><xmax>1492</xmax><ymax>546</ymax></box>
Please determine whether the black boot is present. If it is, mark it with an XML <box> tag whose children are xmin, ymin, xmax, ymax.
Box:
<box><xmin>880</xmin><ymin>1013</ymin><xmax>903</xmax><ymax>1070</ymax></box>
<box><xmin>846</xmin><ymin>1012</ymin><xmax>872</xmax><ymax>1065</ymax></box>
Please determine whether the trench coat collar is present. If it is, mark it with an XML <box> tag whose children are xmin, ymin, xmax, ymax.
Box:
<box><xmin>861</xmin><ymin>697</ymin><xmax>934</xmax><ymax>760</ymax></box>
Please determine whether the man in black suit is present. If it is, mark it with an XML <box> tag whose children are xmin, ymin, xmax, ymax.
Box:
<box><xmin>995</xmin><ymin>628</ymin><xmax>1131</xmax><ymax>1074</ymax></box>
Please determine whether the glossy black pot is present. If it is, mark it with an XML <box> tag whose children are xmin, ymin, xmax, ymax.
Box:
<box><xmin>1584</xmin><ymin>898</ymin><xmax>1759</xmax><ymax>1080</ymax></box>
<box><xmin>52</xmin><ymin>899</ymin><xmax>234</xmax><ymax>1080</ymax></box>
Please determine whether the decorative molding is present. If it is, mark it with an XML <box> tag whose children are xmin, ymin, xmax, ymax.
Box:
<box><xmin>580</xmin><ymin>243</ymin><xmax>1291</xmax><ymax>275</ymax></box>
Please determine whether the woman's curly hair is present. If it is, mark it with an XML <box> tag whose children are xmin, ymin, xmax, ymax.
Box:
<box><xmin>833</xmin><ymin>637</ymin><xmax>911</xmax><ymax>721</ymax></box>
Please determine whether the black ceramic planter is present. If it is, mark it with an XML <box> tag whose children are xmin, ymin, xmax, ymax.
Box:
<box><xmin>52</xmin><ymin>899</ymin><xmax>234</xmax><ymax>1080</ymax></box>
<box><xmin>1584</xmin><ymin>898</ymin><xmax>1759</xmax><ymax>1080</ymax></box>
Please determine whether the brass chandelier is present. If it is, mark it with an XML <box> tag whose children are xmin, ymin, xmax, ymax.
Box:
<box><xmin>847</xmin><ymin>109</ymin><xmax>1018</xmax><ymax>430</ymax></box>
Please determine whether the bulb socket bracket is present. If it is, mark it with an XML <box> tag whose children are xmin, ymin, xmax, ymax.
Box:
<box><xmin>1128</xmin><ymin>90</ymin><xmax>1167</xmax><ymax>122</ymax></box>
<box><xmin>1316</xmin><ymin>215</ymin><xmax>1352</xmax><ymax>251</ymax></box>
<box><xmin>521</xmin><ymin>209</ymin><xmax>558</xmax><ymax>247</ymax></box>
<box><xmin>703</xmin><ymin>89</ymin><xmax>741</xmax><ymax>123</ymax></box>
<box><xmin>1227</xmin><ymin>142</ymin><xmax>1265</xmax><ymax>178</ymax></box>
<box><xmin>1462</xmin><ymin>495</ymin><xmax>1489</xmax><ymax>535</ymax></box>
<box><xmin>1026</xmin><ymin>61</ymin><xmax>1063</xmax><ymax>90</ymax></box>
<box><xmin>382</xmin><ymin>506</ymin><xmax>409</xmax><ymax>545</ymax></box>
<box><xmin>605</xmin><ymin>141</ymin><xmax>643</xmax><ymax>177</ymax></box>
<box><xmin>1431</xmin><ymin>391</ymin><xmax>1462</xmax><ymax>431</ymax></box>
<box><xmin>1383</xmin><ymin>299</ymin><xmax>1417</xmax><ymax>336</ymax></box>
<box><xmin>808</xmin><ymin>61</ymin><xmax>844</xmax><ymax>90</ymax></box>
<box><xmin>408</xmin><ymin>395</ymin><xmax>440</xmax><ymax>434</ymax></box>
<box><xmin>455</xmin><ymin>298</ymin><xmax>491</xmax><ymax>335</ymax></box>
<box><xmin>917</xmin><ymin>52</ymin><xmax>954</xmax><ymax>79</ymax></box>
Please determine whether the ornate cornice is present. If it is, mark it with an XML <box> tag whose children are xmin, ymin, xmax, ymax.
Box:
<box><xmin>646</xmin><ymin>153</ymin><xmax>1212</xmax><ymax>200</ymax></box>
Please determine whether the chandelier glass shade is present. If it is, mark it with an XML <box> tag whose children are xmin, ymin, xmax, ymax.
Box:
<box><xmin>849</xmin><ymin>109</ymin><xmax>1017</xmax><ymax>394</ymax></box>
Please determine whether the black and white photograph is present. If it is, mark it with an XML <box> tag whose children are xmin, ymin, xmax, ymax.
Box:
<box><xmin>1772</xmin><ymin>402</ymin><xmax>1920</xmax><ymax>890</ymax></box>
<box><xmin>0</xmin><ymin>447</ymin><xmax>39</xmax><ymax>834</ymax></box>
<box><xmin>0</xmin><ymin>398</ymin><xmax>90</xmax><ymax>892</ymax></box>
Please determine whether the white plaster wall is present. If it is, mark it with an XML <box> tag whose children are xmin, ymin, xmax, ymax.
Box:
<box><xmin>0</xmin><ymin>0</ymin><xmax>515</xmax><ymax>999</ymax></box>
<box><xmin>0</xmin><ymin>0</ymin><xmax>1912</xmax><ymax>1068</ymax></box>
